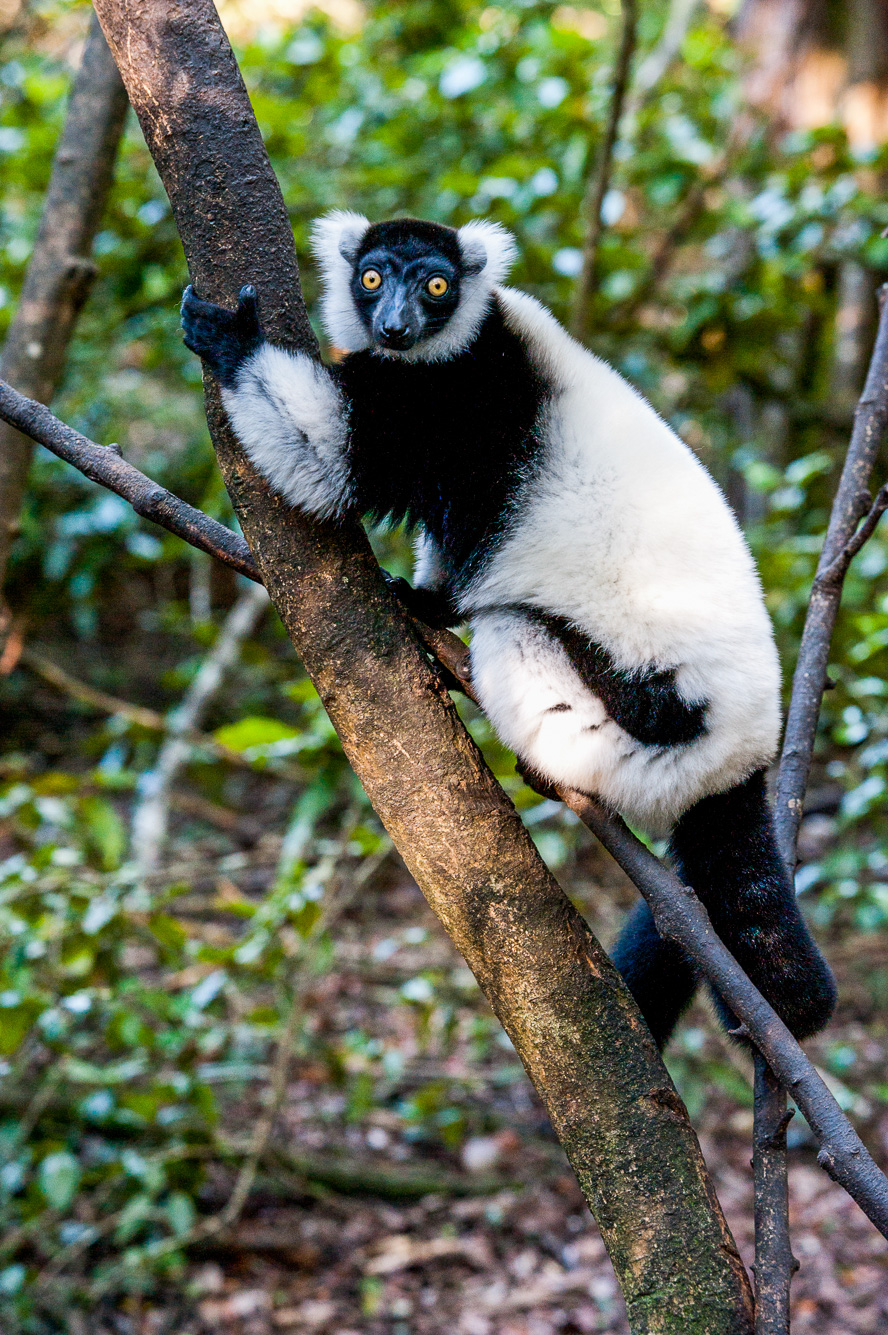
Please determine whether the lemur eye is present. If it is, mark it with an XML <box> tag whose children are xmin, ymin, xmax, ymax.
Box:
<box><xmin>361</xmin><ymin>269</ymin><xmax>382</xmax><ymax>291</ymax></box>
<box><xmin>427</xmin><ymin>275</ymin><xmax>449</xmax><ymax>297</ymax></box>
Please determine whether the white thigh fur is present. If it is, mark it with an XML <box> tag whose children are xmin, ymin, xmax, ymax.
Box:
<box><xmin>222</xmin><ymin>344</ymin><xmax>352</xmax><ymax>519</ymax></box>
<box><xmin>470</xmin><ymin>611</ymin><xmax>778</xmax><ymax>835</ymax></box>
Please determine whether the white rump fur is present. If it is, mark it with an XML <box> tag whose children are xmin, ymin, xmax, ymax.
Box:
<box><xmin>311</xmin><ymin>211</ymin><xmax>517</xmax><ymax>360</ymax></box>
<box><xmin>222</xmin><ymin>346</ymin><xmax>351</xmax><ymax>519</ymax></box>
<box><xmin>462</xmin><ymin>287</ymin><xmax>782</xmax><ymax>833</ymax></box>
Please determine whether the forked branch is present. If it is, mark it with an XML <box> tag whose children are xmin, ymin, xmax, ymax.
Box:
<box><xmin>776</xmin><ymin>285</ymin><xmax>888</xmax><ymax>865</ymax></box>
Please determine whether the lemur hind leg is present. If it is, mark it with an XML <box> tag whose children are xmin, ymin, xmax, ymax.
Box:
<box><xmin>670</xmin><ymin>768</ymin><xmax>837</xmax><ymax>1041</ymax></box>
<box><xmin>611</xmin><ymin>900</ymin><xmax>698</xmax><ymax>1049</ymax></box>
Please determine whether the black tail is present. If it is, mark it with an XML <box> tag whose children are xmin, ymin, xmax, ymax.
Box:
<box><xmin>612</xmin><ymin>769</ymin><xmax>837</xmax><ymax>1048</ymax></box>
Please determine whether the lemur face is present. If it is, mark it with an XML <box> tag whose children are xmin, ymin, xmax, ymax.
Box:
<box><xmin>312</xmin><ymin>211</ymin><xmax>517</xmax><ymax>360</ymax></box>
<box><xmin>350</xmin><ymin>219</ymin><xmax>476</xmax><ymax>353</ymax></box>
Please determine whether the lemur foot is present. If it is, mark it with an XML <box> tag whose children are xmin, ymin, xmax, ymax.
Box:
<box><xmin>382</xmin><ymin>572</ymin><xmax>458</xmax><ymax>629</ymax></box>
<box><xmin>181</xmin><ymin>284</ymin><xmax>262</xmax><ymax>388</ymax></box>
<box><xmin>515</xmin><ymin>756</ymin><xmax>561</xmax><ymax>801</ymax></box>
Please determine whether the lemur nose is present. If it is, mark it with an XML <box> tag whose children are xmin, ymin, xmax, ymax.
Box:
<box><xmin>382</xmin><ymin>321</ymin><xmax>410</xmax><ymax>339</ymax></box>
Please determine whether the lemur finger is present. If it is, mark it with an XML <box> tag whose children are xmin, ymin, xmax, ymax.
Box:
<box><xmin>180</xmin><ymin>284</ymin><xmax>262</xmax><ymax>388</ymax></box>
<box><xmin>237</xmin><ymin>284</ymin><xmax>261</xmax><ymax>331</ymax></box>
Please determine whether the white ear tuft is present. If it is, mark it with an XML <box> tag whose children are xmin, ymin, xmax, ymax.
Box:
<box><xmin>457</xmin><ymin>220</ymin><xmax>518</xmax><ymax>286</ymax></box>
<box><xmin>310</xmin><ymin>211</ymin><xmax>372</xmax><ymax>352</ymax></box>
<box><xmin>310</xmin><ymin>210</ymin><xmax>370</xmax><ymax>267</ymax></box>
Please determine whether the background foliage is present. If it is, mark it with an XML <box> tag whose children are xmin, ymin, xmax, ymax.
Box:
<box><xmin>0</xmin><ymin>0</ymin><xmax>887</xmax><ymax>1328</ymax></box>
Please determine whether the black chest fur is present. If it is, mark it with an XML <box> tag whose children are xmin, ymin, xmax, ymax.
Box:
<box><xmin>334</xmin><ymin>300</ymin><xmax>549</xmax><ymax>579</ymax></box>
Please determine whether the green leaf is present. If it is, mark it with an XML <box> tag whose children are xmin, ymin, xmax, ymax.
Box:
<box><xmin>38</xmin><ymin>1150</ymin><xmax>80</xmax><ymax>1210</ymax></box>
<box><xmin>80</xmin><ymin>796</ymin><xmax>127</xmax><ymax>871</ymax></box>
<box><xmin>114</xmin><ymin>1191</ymin><xmax>154</xmax><ymax>1243</ymax></box>
<box><xmin>0</xmin><ymin>1001</ymin><xmax>41</xmax><ymax>1056</ymax></box>
<box><xmin>214</xmin><ymin>716</ymin><xmax>300</xmax><ymax>751</ymax></box>
<box><xmin>165</xmin><ymin>1191</ymin><xmax>195</xmax><ymax>1236</ymax></box>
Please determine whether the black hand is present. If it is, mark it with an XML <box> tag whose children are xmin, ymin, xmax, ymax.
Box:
<box><xmin>181</xmin><ymin>283</ymin><xmax>263</xmax><ymax>388</ymax></box>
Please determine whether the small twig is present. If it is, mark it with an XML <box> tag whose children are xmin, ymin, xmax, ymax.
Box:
<box><xmin>776</xmin><ymin>283</ymin><xmax>888</xmax><ymax>865</ymax></box>
<box><xmin>751</xmin><ymin>1061</ymin><xmax>792</xmax><ymax>1330</ymax></box>
<box><xmin>0</xmin><ymin>378</ymin><xmax>259</xmax><ymax>582</ymax></box>
<box><xmin>752</xmin><ymin>1053</ymin><xmax>797</xmax><ymax>1334</ymax></box>
<box><xmin>212</xmin><ymin>982</ymin><xmax>303</xmax><ymax>1232</ymax></box>
<box><xmin>819</xmin><ymin>482</ymin><xmax>888</xmax><ymax>584</ymax></box>
<box><xmin>571</xmin><ymin>0</ymin><xmax>639</xmax><ymax>341</ymax></box>
<box><xmin>623</xmin><ymin>0</ymin><xmax>699</xmax><ymax>124</ymax></box>
<box><xmin>18</xmin><ymin>644</ymin><xmax>303</xmax><ymax>782</ymax></box>
<box><xmin>607</xmin><ymin>124</ymin><xmax>750</xmax><ymax>333</ymax></box>
<box><xmin>22</xmin><ymin>645</ymin><xmax>171</xmax><ymax>730</ymax></box>
<box><xmin>130</xmin><ymin>580</ymin><xmax>270</xmax><ymax>877</ymax></box>
<box><xmin>208</xmin><ymin>815</ymin><xmax>372</xmax><ymax>1232</ymax></box>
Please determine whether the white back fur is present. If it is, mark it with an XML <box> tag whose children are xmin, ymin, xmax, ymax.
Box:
<box><xmin>225</xmin><ymin>222</ymin><xmax>783</xmax><ymax>833</ymax></box>
<box><xmin>311</xmin><ymin>212</ymin><xmax>517</xmax><ymax>360</ymax></box>
<box><xmin>464</xmin><ymin>287</ymin><xmax>783</xmax><ymax>832</ymax></box>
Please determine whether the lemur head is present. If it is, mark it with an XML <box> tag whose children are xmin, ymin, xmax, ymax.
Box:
<box><xmin>311</xmin><ymin>212</ymin><xmax>517</xmax><ymax>360</ymax></box>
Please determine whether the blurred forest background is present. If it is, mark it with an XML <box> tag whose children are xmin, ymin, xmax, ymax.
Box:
<box><xmin>0</xmin><ymin>0</ymin><xmax>887</xmax><ymax>1331</ymax></box>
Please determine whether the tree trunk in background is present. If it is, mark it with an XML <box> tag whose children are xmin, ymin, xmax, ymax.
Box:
<box><xmin>90</xmin><ymin>3</ymin><xmax>757</xmax><ymax>1330</ymax></box>
<box><xmin>830</xmin><ymin>0</ymin><xmax>888</xmax><ymax>409</ymax></box>
<box><xmin>845</xmin><ymin>0</ymin><xmax>888</xmax><ymax>146</ymax></box>
<box><xmin>0</xmin><ymin>10</ymin><xmax>128</xmax><ymax>598</ymax></box>
<box><xmin>737</xmin><ymin>0</ymin><xmax>888</xmax><ymax>408</ymax></box>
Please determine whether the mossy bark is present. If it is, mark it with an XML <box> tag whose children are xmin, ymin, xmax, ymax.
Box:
<box><xmin>91</xmin><ymin>3</ymin><xmax>754</xmax><ymax>1328</ymax></box>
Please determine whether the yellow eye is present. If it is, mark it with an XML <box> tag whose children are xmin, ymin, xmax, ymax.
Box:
<box><xmin>427</xmin><ymin>275</ymin><xmax>449</xmax><ymax>297</ymax></box>
<box><xmin>361</xmin><ymin>269</ymin><xmax>382</xmax><ymax>291</ymax></box>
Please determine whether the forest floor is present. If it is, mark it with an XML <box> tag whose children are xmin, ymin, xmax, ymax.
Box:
<box><xmin>114</xmin><ymin>839</ymin><xmax>888</xmax><ymax>1335</ymax></box>
<box><xmin>6</xmin><ymin>646</ymin><xmax>888</xmax><ymax>1335</ymax></box>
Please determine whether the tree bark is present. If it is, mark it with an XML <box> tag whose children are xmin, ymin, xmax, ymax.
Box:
<box><xmin>0</xmin><ymin>11</ymin><xmax>128</xmax><ymax>591</ymax></box>
<box><xmin>90</xmin><ymin>2</ymin><xmax>755</xmax><ymax>1329</ymax></box>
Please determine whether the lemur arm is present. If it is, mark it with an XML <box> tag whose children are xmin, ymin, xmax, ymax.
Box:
<box><xmin>182</xmin><ymin>287</ymin><xmax>461</xmax><ymax>627</ymax></box>
<box><xmin>181</xmin><ymin>285</ymin><xmax>353</xmax><ymax>520</ymax></box>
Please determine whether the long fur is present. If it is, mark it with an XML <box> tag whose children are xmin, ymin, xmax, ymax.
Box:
<box><xmin>222</xmin><ymin>346</ymin><xmax>352</xmax><ymax>518</ymax></box>
<box><xmin>311</xmin><ymin>210</ymin><xmax>372</xmax><ymax>352</ymax></box>
<box><xmin>194</xmin><ymin>215</ymin><xmax>835</xmax><ymax>1047</ymax></box>
<box><xmin>311</xmin><ymin>212</ymin><xmax>517</xmax><ymax>361</ymax></box>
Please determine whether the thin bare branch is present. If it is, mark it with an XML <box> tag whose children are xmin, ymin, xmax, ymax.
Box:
<box><xmin>19</xmin><ymin>644</ymin><xmax>303</xmax><ymax>782</ymax></box>
<box><xmin>625</xmin><ymin>0</ymin><xmax>699</xmax><ymax>120</ymax></box>
<box><xmin>130</xmin><ymin>581</ymin><xmax>271</xmax><ymax>877</ymax></box>
<box><xmin>571</xmin><ymin>0</ymin><xmax>639</xmax><ymax>341</ymax></box>
<box><xmin>751</xmin><ymin>1068</ymin><xmax>792</xmax><ymax>1330</ymax></box>
<box><xmin>777</xmin><ymin>282</ymin><xmax>888</xmax><ymax>866</ymax></box>
<box><xmin>0</xmin><ymin>378</ymin><xmax>259</xmax><ymax>581</ymax></box>
<box><xmin>0</xmin><ymin>12</ymin><xmax>128</xmax><ymax>588</ymax></box>
<box><xmin>752</xmin><ymin>1053</ymin><xmax>797</xmax><ymax>1334</ymax></box>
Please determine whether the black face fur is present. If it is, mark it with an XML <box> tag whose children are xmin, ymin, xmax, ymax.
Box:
<box><xmin>350</xmin><ymin>218</ymin><xmax>478</xmax><ymax>352</ymax></box>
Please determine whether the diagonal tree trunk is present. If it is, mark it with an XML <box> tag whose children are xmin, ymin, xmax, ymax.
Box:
<box><xmin>0</xmin><ymin>10</ymin><xmax>128</xmax><ymax>595</ymax></box>
<box><xmin>89</xmin><ymin>2</ymin><xmax>754</xmax><ymax>1329</ymax></box>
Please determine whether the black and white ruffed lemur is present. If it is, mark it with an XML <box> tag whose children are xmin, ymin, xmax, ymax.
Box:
<box><xmin>180</xmin><ymin>212</ymin><xmax>836</xmax><ymax>1048</ymax></box>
